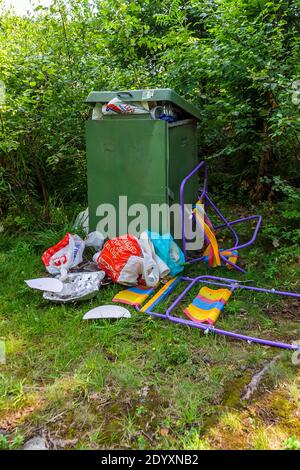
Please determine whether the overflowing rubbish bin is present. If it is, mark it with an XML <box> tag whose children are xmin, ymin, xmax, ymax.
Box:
<box><xmin>85</xmin><ymin>88</ymin><xmax>201</xmax><ymax>237</ymax></box>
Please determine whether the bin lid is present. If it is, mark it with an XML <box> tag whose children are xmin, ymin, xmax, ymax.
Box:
<box><xmin>86</xmin><ymin>88</ymin><xmax>201</xmax><ymax>121</ymax></box>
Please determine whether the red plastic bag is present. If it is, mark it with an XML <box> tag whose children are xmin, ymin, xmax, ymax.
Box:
<box><xmin>96</xmin><ymin>235</ymin><xmax>142</xmax><ymax>285</ymax></box>
<box><xmin>42</xmin><ymin>233</ymin><xmax>85</xmax><ymax>276</ymax></box>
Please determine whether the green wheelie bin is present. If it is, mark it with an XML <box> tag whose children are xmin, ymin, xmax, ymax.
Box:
<box><xmin>86</xmin><ymin>88</ymin><xmax>201</xmax><ymax>238</ymax></box>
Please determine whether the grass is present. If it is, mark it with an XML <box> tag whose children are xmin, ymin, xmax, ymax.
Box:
<box><xmin>0</xmin><ymin>222</ymin><xmax>300</xmax><ymax>450</ymax></box>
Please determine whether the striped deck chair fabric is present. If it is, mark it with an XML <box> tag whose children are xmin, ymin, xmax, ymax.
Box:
<box><xmin>194</xmin><ymin>200</ymin><xmax>221</xmax><ymax>267</ymax></box>
<box><xmin>203</xmin><ymin>246</ymin><xmax>239</xmax><ymax>270</ymax></box>
<box><xmin>194</xmin><ymin>200</ymin><xmax>239</xmax><ymax>270</ymax></box>
<box><xmin>184</xmin><ymin>286</ymin><xmax>232</xmax><ymax>325</ymax></box>
<box><xmin>112</xmin><ymin>286</ymin><xmax>154</xmax><ymax>307</ymax></box>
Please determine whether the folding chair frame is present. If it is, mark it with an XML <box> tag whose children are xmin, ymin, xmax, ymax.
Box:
<box><xmin>138</xmin><ymin>275</ymin><xmax>300</xmax><ymax>351</ymax></box>
<box><xmin>134</xmin><ymin>163</ymin><xmax>300</xmax><ymax>352</ymax></box>
<box><xmin>180</xmin><ymin>161</ymin><xmax>262</xmax><ymax>273</ymax></box>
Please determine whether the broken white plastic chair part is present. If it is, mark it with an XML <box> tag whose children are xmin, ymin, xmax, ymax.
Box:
<box><xmin>25</xmin><ymin>278</ymin><xmax>64</xmax><ymax>293</ymax></box>
<box><xmin>83</xmin><ymin>305</ymin><xmax>132</xmax><ymax>320</ymax></box>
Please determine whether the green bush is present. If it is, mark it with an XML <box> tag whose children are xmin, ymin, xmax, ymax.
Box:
<box><xmin>0</xmin><ymin>0</ymin><xmax>299</xmax><ymax>225</ymax></box>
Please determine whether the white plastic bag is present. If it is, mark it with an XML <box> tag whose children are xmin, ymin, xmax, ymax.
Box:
<box><xmin>154</xmin><ymin>253</ymin><xmax>170</xmax><ymax>279</ymax></box>
<box><xmin>117</xmin><ymin>255</ymin><xmax>144</xmax><ymax>286</ymax></box>
<box><xmin>85</xmin><ymin>231</ymin><xmax>105</xmax><ymax>251</ymax></box>
<box><xmin>138</xmin><ymin>232</ymin><xmax>160</xmax><ymax>287</ymax></box>
<box><xmin>139</xmin><ymin>231</ymin><xmax>170</xmax><ymax>287</ymax></box>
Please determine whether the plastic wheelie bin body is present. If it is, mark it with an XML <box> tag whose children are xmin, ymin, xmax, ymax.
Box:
<box><xmin>86</xmin><ymin>89</ymin><xmax>200</xmax><ymax>238</ymax></box>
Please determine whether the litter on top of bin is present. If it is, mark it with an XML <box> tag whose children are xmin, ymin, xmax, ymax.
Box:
<box><xmin>103</xmin><ymin>97</ymin><xmax>149</xmax><ymax>115</ymax></box>
<box><xmin>86</xmin><ymin>88</ymin><xmax>202</xmax><ymax>121</ymax></box>
<box><xmin>93</xmin><ymin>95</ymin><xmax>181</xmax><ymax>123</ymax></box>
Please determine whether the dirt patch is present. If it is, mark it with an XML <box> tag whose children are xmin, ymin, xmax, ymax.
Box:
<box><xmin>33</xmin><ymin>385</ymin><xmax>170</xmax><ymax>449</ymax></box>
<box><xmin>0</xmin><ymin>400</ymin><xmax>44</xmax><ymax>433</ymax></box>
<box><xmin>263</xmin><ymin>299</ymin><xmax>300</xmax><ymax>322</ymax></box>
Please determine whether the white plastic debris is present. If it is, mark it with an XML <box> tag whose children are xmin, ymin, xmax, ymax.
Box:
<box><xmin>25</xmin><ymin>278</ymin><xmax>64</xmax><ymax>293</ymax></box>
<box><xmin>74</xmin><ymin>208</ymin><xmax>89</xmax><ymax>234</ymax></box>
<box><xmin>83</xmin><ymin>305</ymin><xmax>132</xmax><ymax>320</ymax></box>
<box><xmin>92</xmin><ymin>103</ymin><xmax>103</xmax><ymax>120</ymax></box>
<box><xmin>85</xmin><ymin>231</ymin><xmax>105</xmax><ymax>251</ymax></box>
<box><xmin>93</xmin><ymin>251</ymin><xmax>101</xmax><ymax>263</ymax></box>
<box><xmin>23</xmin><ymin>436</ymin><xmax>48</xmax><ymax>451</ymax></box>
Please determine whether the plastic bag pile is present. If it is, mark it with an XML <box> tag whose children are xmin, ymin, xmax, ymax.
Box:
<box><xmin>25</xmin><ymin>226</ymin><xmax>185</xmax><ymax>303</ymax></box>
<box><xmin>41</xmin><ymin>231</ymin><xmax>184</xmax><ymax>288</ymax></box>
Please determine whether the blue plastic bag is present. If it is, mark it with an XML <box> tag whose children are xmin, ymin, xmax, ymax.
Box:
<box><xmin>146</xmin><ymin>231</ymin><xmax>185</xmax><ymax>277</ymax></box>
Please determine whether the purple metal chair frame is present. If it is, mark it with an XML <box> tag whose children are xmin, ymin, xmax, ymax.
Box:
<box><xmin>180</xmin><ymin>161</ymin><xmax>262</xmax><ymax>273</ymax></box>
<box><xmin>134</xmin><ymin>162</ymin><xmax>300</xmax><ymax>352</ymax></box>
<box><xmin>137</xmin><ymin>275</ymin><xmax>300</xmax><ymax>351</ymax></box>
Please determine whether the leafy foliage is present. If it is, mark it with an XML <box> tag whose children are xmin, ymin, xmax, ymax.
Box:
<box><xmin>0</xmin><ymin>0</ymin><xmax>299</xmax><ymax>224</ymax></box>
